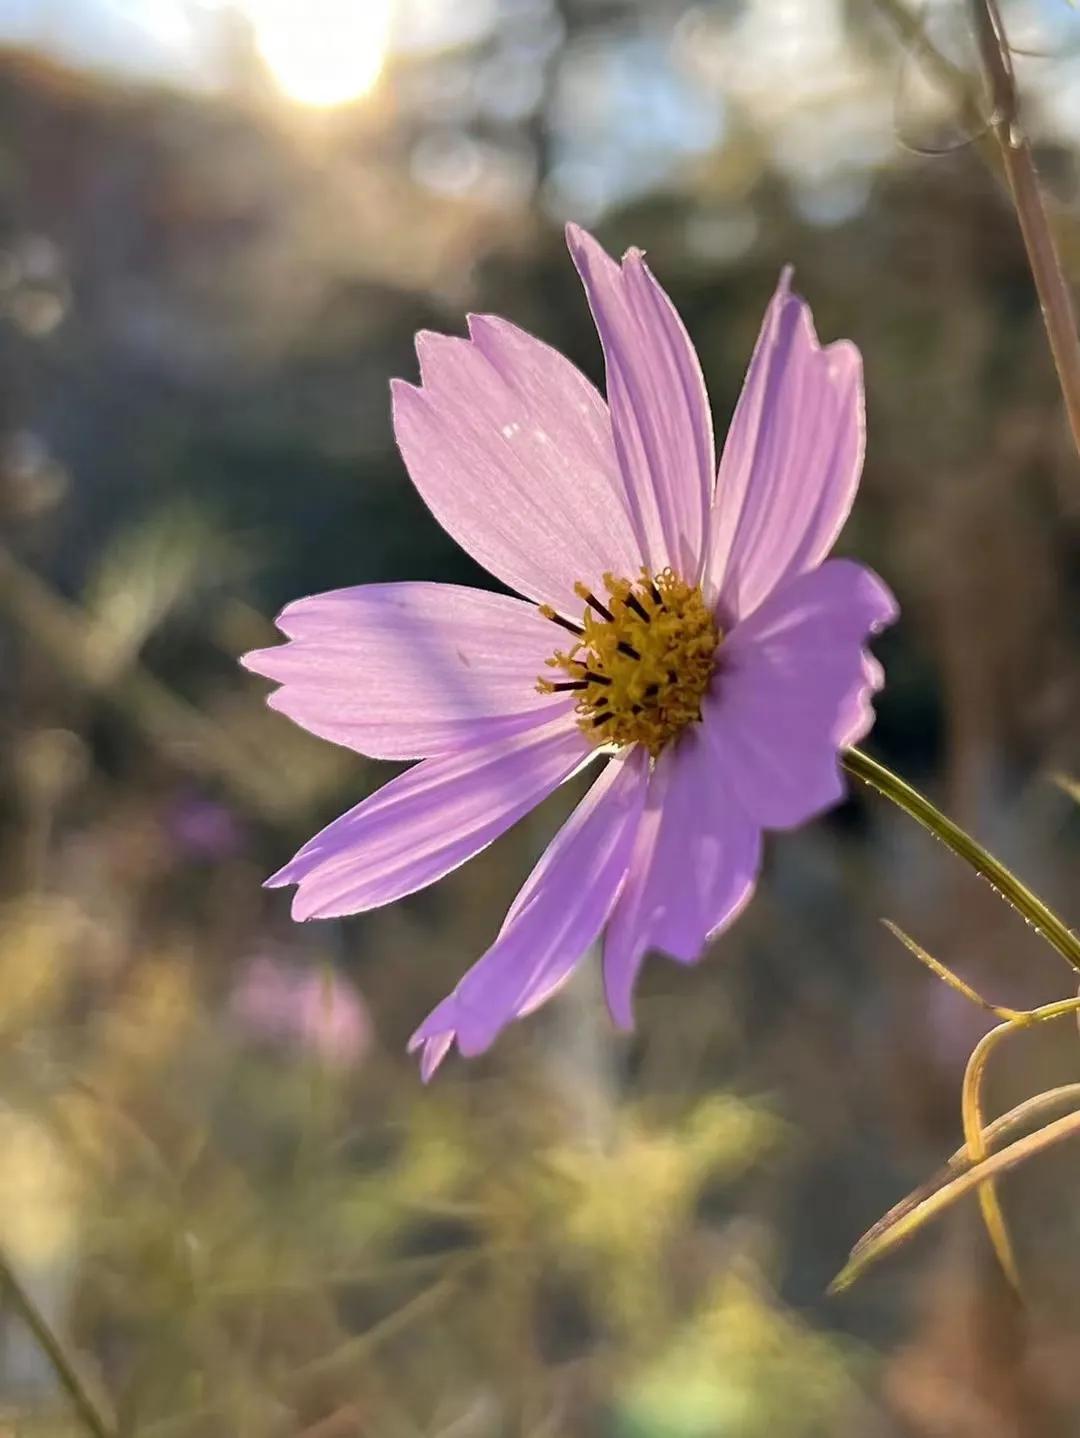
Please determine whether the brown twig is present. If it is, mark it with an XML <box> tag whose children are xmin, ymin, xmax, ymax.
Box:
<box><xmin>0</xmin><ymin>1245</ymin><xmax>117</xmax><ymax>1438</ymax></box>
<box><xmin>971</xmin><ymin>0</ymin><xmax>1080</xmax><ymax>461</ymax></box>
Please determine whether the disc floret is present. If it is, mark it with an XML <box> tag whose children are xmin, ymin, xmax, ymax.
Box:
<box><xmin>538</xmin><ymin>569</ymin><xmax>721</xmax><ymax>757</ymax></box>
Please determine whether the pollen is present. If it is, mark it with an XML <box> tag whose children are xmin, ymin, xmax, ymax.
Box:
<box><xmin>538</xmin><ymin>569</ymin><xmax>721</xmax><ymax>757</ymax></box>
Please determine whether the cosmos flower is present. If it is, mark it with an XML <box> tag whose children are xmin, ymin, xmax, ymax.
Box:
<box><xmin>166</xmin><ymin>789</ymin><xmax>244</xmax><ymax>861</ymax></box>
<box><xmin>242</xmin><ymin>225</ymin><xmax>897</xmax><ymax>1079</ymax></box>
<box><xmin>231</xmin><ymin>956</ymin><xmax>371</xmax><ymax>1066</ymax></box>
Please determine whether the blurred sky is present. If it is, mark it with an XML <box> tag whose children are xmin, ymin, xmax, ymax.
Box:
<box><xmin>1</xmin><ymin>0</ymin><xmax>1079</xmax><ymax>227</ymax></box>
<box><xmin>0</xmin><ymin>0</ymin><xmax>495</xmax><ymax>100</ymax></box>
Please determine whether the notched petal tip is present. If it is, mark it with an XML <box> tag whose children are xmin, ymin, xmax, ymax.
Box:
<box><xmin>463</xmin><ymin>311</ymin><xmax>495</xmax><ymax>343</ymax></box>
<box><xmin>290</xmin><ymin>889</ymin><xmax>329</xmax><ymax>923</ymax></box>
<box><xmin>419</xmin><ymin>1033</ymin><xmax>455</xmax><ymax>1083</ymax></box>
<box><xmin>565</xmin><ymin>222</ymin><xmax>645</xmax><ymax>275</ymax></box>
<box><xmin>408</xmin><ymin>1003</ymin><xmax>458</xmax><ymax>1081</ymax></box>
<box><xmin>413</xmin><ymin>327</ymin><xmax>451</xmax><ymax>359</ymax></box>
<box><xmin>767</xmin><ymin>270</ymin><xmax>862</xmax><ymax>385</ymax></box>
<box><xmin>564</xmin><ymin>221</ymin><xmax>615</xmax><ymax>276</ymax></box>
<box><xmin>389</xmin><ymin>374</ymin><xmax>423</xmax><ymax>413</ymax></box>
<box><xmin>238</xmin><ymin>644</ymin><xmax>275</xmax><ymax>677</ymax></box>
<box><xmin>833</xmin><ymin>558</ymin><xmax>900</xmax><ymax>632</ymax></box>
<box><xmin>413</xmin><ymin>330</ymin><xmax>473</xmax><ymax>390</ymax></box>
<box><xmin>778</xmin><ymin>287</ymin><xmax>834</xmax><ymax>363</ymax></box>
<box><xmin>263</xmin><ymin>686</ymin><xmax>295</xmax><ymax>720</ymax></box>
<box><xmin>824</xmin><ymin>335</ymin><xmax>861</xmax><ymax>372</ymax></box>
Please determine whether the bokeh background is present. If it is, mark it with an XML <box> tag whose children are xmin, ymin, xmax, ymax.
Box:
<box><xmin>1</xmin><ymin>1</ymin><xmax>1079</xmax><ymax>1433</ymax></box>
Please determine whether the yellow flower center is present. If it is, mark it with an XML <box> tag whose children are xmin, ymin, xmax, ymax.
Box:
<box><xmin>538</xmin><ymin>569</ymin><xmax>722</xmax><ymax>758</ymax></box>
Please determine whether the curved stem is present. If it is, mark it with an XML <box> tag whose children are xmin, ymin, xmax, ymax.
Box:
<box><xmin>830</xmin><ymin>1106</ymin><xmax>1080</xmax><ymax>1293</ymax></box>
<box><xmin>961</xmin><ymin>1022</ymin><xmax>1021</xmax><ymax>1291</ymax></box>
<box><xmin>848</xmin><ymin>1082</ymin><xmax>1080</xmax><ymax>1263</ymax></box>
<box><xmin>0</xmin><ymin>1246</ymin><xmax>116</xmax><ymax>1438</ymax></box>
<box><xmin>835</xmin><ymin>999</ymin><xmax>1080</xmax><ymax>1294</ymax></box>
<box><xmin>842</xmin><ymin>747</ymin><xmax>1080</xmax><ymax>975</ymax></box>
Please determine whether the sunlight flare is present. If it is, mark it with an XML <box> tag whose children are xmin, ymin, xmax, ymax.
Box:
<box><xmin>244</xmin><ymin>0</ymin><xmax>394</xmax><ymax>108</ymax></box>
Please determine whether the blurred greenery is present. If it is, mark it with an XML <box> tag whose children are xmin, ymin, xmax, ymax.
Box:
<box><xmin>0</xmin><ymin>1</ymin><xmax>1078</xmax><ymax>1435</ymax></box>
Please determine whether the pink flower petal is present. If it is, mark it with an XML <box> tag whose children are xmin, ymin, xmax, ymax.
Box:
<box><xmin>566</xmin><ymin>224</ymin><xmax>714</xmax><ymax>583</ymax></box>
<box><xmin>408</xmin><ymin>748</ymin><xmax>648</xmax><ymax>1077</ymax></box>
<box><xmin>602</xmin><ymin>729</ymin><xmax>762</xmax><ymax>1030</ymax></box>
<box><xmin>703</xmin><ymin>559</ymin><xmax>898</xmax><ymax>831</ymax></box>
<box><xmin>708</xmin><ymin>269</ymin><xmax>864</xmax><ymax>621</ymax></box>
<box><xmin>269</xmin><ymin>705</ymin><xmax>592</xmax><ymax>920</ymax></box>
<box><xmin>230</xmin><ymin>957</ymin><xmax>297</xmax><ymax>1039</ymax></box>
<box><xmin>418</xmin><ymin>1033</ymin><xmax>453</xmax><ymax>1083</ymax></box>
<box><xmin>241</xmin><ymin>582</ymin><xmax>557</xmax><ymax>760</ymax></box>
<box><xmin>466</xmin><ymin>312</ymin><xmax>640</xmax><ymax>556</ymax></box>
<box><xmin>295</xmin><ymin>971</ymin><xmax>371</xmax><ymax>1065</ymax></box>
<box><xmin>391</xmin><ymin>319</ymin><xmax>641</xmax><ymax>616</ymax></box>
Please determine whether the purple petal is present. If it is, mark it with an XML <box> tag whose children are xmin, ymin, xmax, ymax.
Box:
<box><xmin>419</xmin><ymin>1033</ymin><xmax>453</xmax><ymax>1083</ymax></box>
<box><xmin>602</xmin><ymin>730</ymin><xmax>761</xmax><ymax>1030</ymax></box>
<box><xmin>270</xmin><ymin>705</ymin><xmax>592</xmax><ymax>921</ymax></box>
<box><xmin>242</xmin><ymin>582</ymin><xmax>558</xmax><ymax>760</ymax></box>
<box><xmin>566</xmin><ymin>224</ymin><xmax>714</xmax><ymax>582</ymax></box>
<box><xmin>702</xmin><ymin>559</ymin><xmax>898</xmax><ymax>831</ymax></box>
<box><xmin>408</xmin><ymin>747</ymin><xmax>648</xmax><ymax>1077</ymax></box>
<box><xmin>708</xmin><ymin>269</ymin><xmax>864</xmax><ymax>622</ymax></box>
<box><xmin>391</xmin><ymin>319</ymin><xmax>641</xmax><ymax>616</ymax></box>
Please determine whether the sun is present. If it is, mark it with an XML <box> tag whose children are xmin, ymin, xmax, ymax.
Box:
<box><xmin>244</xmin><ymin>0</ymin><xmax>395</xmax><ymax>108</ymax></box>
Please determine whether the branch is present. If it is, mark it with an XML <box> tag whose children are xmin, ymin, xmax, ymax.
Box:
<box><xmin>971</xmin><ymin>0</ymin><xmax>1080</xmax><ymax>461</ymax></box>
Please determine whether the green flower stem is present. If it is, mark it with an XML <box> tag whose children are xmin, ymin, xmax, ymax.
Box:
<box><xmin>842</xmin><ymin>747</ymin><xmax>1080</xmax><ymax>976</ymax></box>
<box><xmin>0</xmin><ymin>1245</ymin><xmax>116</xmax><ymax>1438</ymax></box>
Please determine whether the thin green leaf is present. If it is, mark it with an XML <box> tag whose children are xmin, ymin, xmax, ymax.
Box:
<box><xmin>844</xmin><ymin>748</ymin><xmax>1080</xmax><ymax>975</ymax></box>
<box><xmin>831</xmin><ymin>1108</ymin><xmax>1080</xmax><ymax>1293</ymax></box>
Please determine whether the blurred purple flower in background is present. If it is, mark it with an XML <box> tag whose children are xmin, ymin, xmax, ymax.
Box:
<box><xmin>231</xmin><ymin>956</ymin><xmax>371</xmax><ymax>1066</ymax></box>
<box><xmin>167</xmin><ymin>790</ymin><xmax>245</xmax><ymax>861</ymax></box>
<box><xmin>243</xmin><ymin>224</ymin><xmax>896</xmax><ymax>1077</ymax></box>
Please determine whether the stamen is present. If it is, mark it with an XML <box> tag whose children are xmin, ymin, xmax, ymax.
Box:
<box><xmin>538</xmin><ymin>603</ymin><xmax>584</xmax><ymax>637</ymax></box>
<box><xmin>538</xmin><ymin>569</ymin><xmax>721</xmax><ymax>757</ymax></box>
